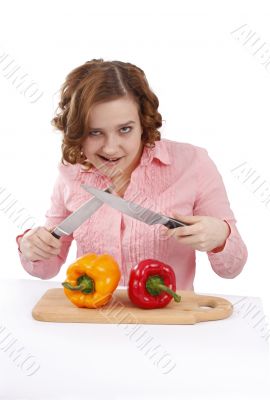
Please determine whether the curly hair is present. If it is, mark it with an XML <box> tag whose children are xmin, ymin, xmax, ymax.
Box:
<box><xmin>51</xmin><ymin>59</ymin><xmax>162</xmax><ymax>170</ymax></box>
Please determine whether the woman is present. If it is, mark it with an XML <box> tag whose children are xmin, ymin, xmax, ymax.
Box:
<box><xmin>16</xmin><ymin>59</ymin><xmax>248</xmax><ymax>289</ymax></box>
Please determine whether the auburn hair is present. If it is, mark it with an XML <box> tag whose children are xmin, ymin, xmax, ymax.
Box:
<box><xmin>51</xmin><ymin>59</ymin><xmax>162</xmax><ymax>170</ymax></box>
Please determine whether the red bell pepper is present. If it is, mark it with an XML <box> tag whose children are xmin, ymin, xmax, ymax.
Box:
<box><xmin>128</xmin><ymin>259</ymin><xmax>181</xmax><ymax>309</ymax></box>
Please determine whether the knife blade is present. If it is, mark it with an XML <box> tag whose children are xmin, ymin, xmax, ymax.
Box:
<box><xmin>51</xmin><ymin>185</ymin><xmax>115</xmax><ymax>239</ymax></box>
<box><xmin>81</xmin><ymin>184</ymin><xmax>188</xmax><ymax>229</ymax></box>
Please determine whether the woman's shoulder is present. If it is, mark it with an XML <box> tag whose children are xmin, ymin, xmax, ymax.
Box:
<box><xmin>158</xmin><ymin>138</ymin><xmax>209</xmax><ymax>162</ymax></box>
<box><xmin>56</xmin><ymin>161</ymin><xmax>82</xmax><ymax>182</ymax></box>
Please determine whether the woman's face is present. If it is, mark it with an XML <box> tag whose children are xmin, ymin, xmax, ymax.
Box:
<box><xmin>82</xmin><ymin>96</ymin><xmax>144</xmax><ymax>184</ymax></box>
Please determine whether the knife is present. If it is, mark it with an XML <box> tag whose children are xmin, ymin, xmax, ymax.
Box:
<box><xmin>50</xmin><ymin>185</ymin><xmax>115</xmax><ymax>239</ymax></box>
<box><xmin>81</xmin><ymin>184</ymin><xmax>188</xmax><ymax>229</ymax></box>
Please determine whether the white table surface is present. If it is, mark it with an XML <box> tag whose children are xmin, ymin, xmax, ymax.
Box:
<box><xmin>0</xmin><ymin>278</ymin><xmax>269</xmax><ymax>400</ymax></box>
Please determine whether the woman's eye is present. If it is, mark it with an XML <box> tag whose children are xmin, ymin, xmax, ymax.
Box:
<box><xmin>89</xmin><ymin>131</ymin><xmax>100</xmax><ymax>136</ymax></box>
<box><xmin>89</xmin><ymin>126</ymin><xmax>132</xmax><ymax>136</ymax></box>
<box><xmin>120</xmin><ymin>126</ymin><xmax>132</xmax><ymax>133</ymax></box>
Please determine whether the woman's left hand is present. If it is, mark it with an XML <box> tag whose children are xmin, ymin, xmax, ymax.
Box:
<box><xmin>162</xmin><ymin>213</ymin><xmax>231</xmax><ymax>252</ymax></box>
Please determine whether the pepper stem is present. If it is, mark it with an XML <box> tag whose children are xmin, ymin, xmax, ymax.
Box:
<box><xmin>146</xmin><ymin>275</ymin><xmax>181</xmax><ymax>303</ymax></box>
<box><xmin>62</xmin><ymin>274</ymin><xmax>95</xmax><ymax>294</ymax></box>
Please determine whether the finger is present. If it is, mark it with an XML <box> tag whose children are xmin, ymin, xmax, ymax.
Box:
<box><xmin>29</xmin><ymin>249</ymin><xmax>53</xmax><ymax>261</ymax></box>
<box><xmin>32</xmin><ymin>248</ymin><xmax>58</xmax><ymax>260</ymax></box>
<box><xmin>33</xmin><ymin>235</ymin><xmax>60</xmax><ymax>256</ymax></box>
<box><xmin>166</xmin><ymin>223</ymin><xmax>201</xmax><ymax>238</ymax></box>
<box><xmin>36</xmin><ymin>228</ymin><xmax>61</xmax><ymax>249</ymax></box>
<box><xmin>175</xmin><ymin>235</ymin><xmax>201</xmax><ymax>246</ymax></box>
<box><xmin>31</xmin><ymin>240</ymin><xmax>60</xmax><ymax>258</ymax></box>
<box><xmin>171</xmin><ymin>213</ymin><xmax>203</xmax><ymax>225</ymax></box>
<box><xmin>34</xmin><ymin>241</ymin><xmax>61</xmax><ymax>258</ymax></box>
<box><xmin>37</xmin><ymin>227</ymin><xmax>61</xmax><ymax>248</ymax></box>
<box><xmin>29</xmin><ymin>240</ymin><xmax>57</xmax><ymax>258</ymax></box>
<box><xmin>172</xmin><ymin>235</ymin><xmax>210</xmax><ymax>251</ymax></box>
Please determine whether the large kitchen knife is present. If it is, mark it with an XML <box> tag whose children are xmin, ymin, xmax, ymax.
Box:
<box><xmin>51</xmin><ymin>186</ymin><xmax>114</xmax><ymax>239</ymax></box>
<box><xmin>81</xmin><ymin>184</ymin><xmax>188</xmax><ymax>229</ymax></box>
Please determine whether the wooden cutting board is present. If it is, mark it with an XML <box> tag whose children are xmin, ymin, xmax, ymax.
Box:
<box><xmin>32</xmin><ymin>288</ymin><xmax>233</xmax><ymax>325</ymax></box>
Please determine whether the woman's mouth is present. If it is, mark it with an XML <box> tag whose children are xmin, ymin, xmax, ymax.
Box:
<box><xmin>98</xmin><ymin>155</ymin><xmax>123</xmax><ymax>165</ymax></box>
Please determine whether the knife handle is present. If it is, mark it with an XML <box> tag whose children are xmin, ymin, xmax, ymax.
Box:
<box><xmin>163</xmin><ymin>217</ymin><xmax>189</xmax><ymax>229</ymax></box>
<box><xmin>51</xmin><ymin>231</ymin><xmax>60</xmax><ymax>239</ymax></box>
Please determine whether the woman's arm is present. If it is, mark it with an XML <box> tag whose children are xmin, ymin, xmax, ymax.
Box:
<box><xmin>16</xmin><ymin>172</ymin><xmax>74</xmax><ymax>279</ymax></box>
<box><xmin>194</xmin><ymin>147</ymin><xmax>248</xmax><ymax>278</ymax></box>
<box><xmin>207</xmin><ymin>220</ymin><xmax>248</xmax><ymax>278</ymax></box>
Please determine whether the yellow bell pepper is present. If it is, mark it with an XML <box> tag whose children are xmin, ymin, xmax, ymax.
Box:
<box><xmin>61</xmin><ymin>253</ymin><xmax>121</xmax><ymax>308</ymax></box>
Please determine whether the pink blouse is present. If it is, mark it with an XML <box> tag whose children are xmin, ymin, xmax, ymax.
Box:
<box><xmin>17</xmin><ymin>138</ymin><xmax>248</xmax><ymax>289</ymax></box>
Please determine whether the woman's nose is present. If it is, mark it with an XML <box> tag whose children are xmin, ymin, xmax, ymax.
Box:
<box><xmin>101</xmin><ymin>137</ymin><xmax>120</xmax><ymax>154</ymax></box>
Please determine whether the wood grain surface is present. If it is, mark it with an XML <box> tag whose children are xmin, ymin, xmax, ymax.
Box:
<box><xmin>32</xmin><ymin>288</ymin><xmax>233</xmax><ymax>325</ymax></box>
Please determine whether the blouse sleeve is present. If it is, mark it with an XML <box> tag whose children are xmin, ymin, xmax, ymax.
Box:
<box><xmin>17</xmin><ymin>172</ymin><xmax>73</xmax><ymax>279</ymax></box>
<box><xmin>193</xmin><ymin>147</ymin><xmax>248</xmax><ymax>278</ymax></box>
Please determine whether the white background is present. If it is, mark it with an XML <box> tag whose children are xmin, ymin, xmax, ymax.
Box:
<box><xmin>1</xmin><ymin>0</ymin><xmax>270</xmax><ymax>325</ymax></box>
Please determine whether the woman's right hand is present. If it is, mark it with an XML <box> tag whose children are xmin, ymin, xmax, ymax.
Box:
<box><xmin>19</xmin><ymin>226</ymin><xmax>62</xmax><ymax>261</ymax></box>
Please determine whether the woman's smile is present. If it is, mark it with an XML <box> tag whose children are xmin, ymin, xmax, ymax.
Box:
<box><xmin>98</xmin><ymin>155</ymin><xmax>124</xmax><ymax>166</ymax></box>
<box><xmin>99</xmin><ymin>155</ymin><xmax>123</xmax><ymax>161</ymax></box>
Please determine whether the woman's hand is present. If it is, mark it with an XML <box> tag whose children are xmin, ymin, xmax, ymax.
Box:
<box><xmin>161</xmin><ymin>213</ymin><xmax>231</xmax><ymax>252</ymax></box>
<box><xmin>19</xmin><ymin>226</ymin><xmax>62</xmax><ymax>261</ymax></box>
